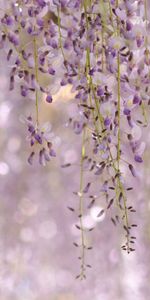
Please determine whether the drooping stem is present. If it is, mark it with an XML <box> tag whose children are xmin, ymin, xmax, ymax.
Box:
<box><xmin>101</xmin><ymin>25</ymin><xmax>105</xmax><ymax>73</ymax></box>
<box><xmin>33</xmin><ymin>36</ymin><xmax>39</xmax><ymax>126</ymax></box>
<box><xmin>108</xmin><ymin>0</ymin><xmax>115</xmax><ymax>31</ymax></box>
<box><xmin>141</xmin><ymin>0</ymin><xmax>149</xmax><ymax>125</ymax></box>
<box><xmin>101</xmin><ymin>0</ymin><xmax>106</xmax><ymax>73</ymax></box>
<box><xmin>115</xmin><ymin>1</ymin><xmax>131</xmax><ymax>251</ymax></box>
<box><xmin>117</xmin><ymin>51</ymin><xmax>121</xmax><ymax>165</ymax></box>
<box><xmin>144</xmin><ymin>0</ymin><xmax>148</xmax><ymax>51</ymax></box>
<box><xmin>84</xmin><ymin>0</ymin><xmax>103</xmax><ymax>128</ymax></box>
<box><xmin>116</xmin><ymin>0</ymin><xmax>121</xmax><ymax>168</ymax></box>
<box><xmin>79</xmin><ymin>128</ymin><xmax>86</xmax><ymax>279</ymax></box>
<box><xmin>83</xmin><ymin>0</ymin><xmax>130</xmax><ymax>252</ymax></box>
<box><xmin>57</xmin><ymin>6</ymin><xmax>66</xmax><ymax>62</ymax></box>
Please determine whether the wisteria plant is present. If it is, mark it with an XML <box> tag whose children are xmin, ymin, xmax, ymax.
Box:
<box><xmin>0</xmin><ymin>0</ymin><xmax>150</xmax><ymax>279</ymax></box>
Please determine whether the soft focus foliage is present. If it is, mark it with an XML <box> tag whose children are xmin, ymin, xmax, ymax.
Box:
<box><xmin>0</xmin><ymin>0</ymin><xmax>150</xmax><ymax>299</ymax></box>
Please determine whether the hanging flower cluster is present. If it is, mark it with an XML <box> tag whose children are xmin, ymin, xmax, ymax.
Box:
<box><xmin>0</xmin><ymin>0</ymin><xmax>150</xmax><ymax>279</ymax></box>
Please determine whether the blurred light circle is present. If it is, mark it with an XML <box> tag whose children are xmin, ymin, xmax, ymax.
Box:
<box><xmin>96</xmin><ymin>293</ymin><xmax>110</xmax><ymax>300</ymax></box>
<box><xmin>19</xmin><ymin>198</ymin><xmax>38</xmax><ymax>217</ymax></box>
<box><xmin>22</xmin><ymin>248</ymin><xmax>33</xmax><ymax>262</ymax></box>
<box><xmin>7</xmin><ymin>136</ymin><xmax>21</xmax><ymax>153</ymax></box>
<box><xmin>0</xmin><ymin>103</ymin><xmax>11</xmax><ymax>126</ymax></box>
<box><xmin>38</xmin><ymin>220</ymin><xmax>57</xmax><ymax>240</ymax></box>
<box><xmin>109</xmin><ymin>248</ymin><xmax>119</xmax><ymax>264</ymax></box>
<box><xmin>90</xmin><ymin>206</ymin><xmax>105</xmax><ymax>222</ymax></box>
<box><xmin>37</xmin><ymin>268</ymin><xmax>57</xmax><ymax>289</ymax></box>
<box><xmin>7</xmin><ymin>154</ymin><xmax>22</xmax><ymax>173</ymax></box>
<box><xmin>1</xmin><ymin>277</ymin><xmax>14</xmax><ymax>292</ymax></box>
<box><xmin>56</xmin><ymin>270</ymin><xmax>73</xmax><ymax>287</ymax></box>
<box><xmin>14</xmin><ymin>211</ymin><xmax>26</xmax><ymax>224</ymax></box>
<box><xmin>82</xmin><ymin>215</ymin><xmax>95</xmax><ymax>229</ymax></box>
<box><xmin>63</xmin><ymin>149</ymin><xmax>77</xmax><ymax>164</ymax></box>
<box><xmin>71</xmin><ymin>216</ymin><xmax>95</xmax><ymax>235</ymax></box>
<box><xmin>20</xmin><ymin>227</ymin><xmax>34</xmax><ymax>242</ymax></box>
<box><xmin>6</xmin><ymin>248</ymin><xmax>19</xmax><ymax>263</ymax></box>
<box><xmin>0</xmin><ymin>162</ymin><xmax>9</xmax><ymax>175</ymax></box>
<box><xmin>52</xmin><ymin>136</ymin><xmax>61</xmax><ymax>146</ymax></box>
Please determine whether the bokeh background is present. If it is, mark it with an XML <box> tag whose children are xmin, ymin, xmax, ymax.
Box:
<box><xmin>0</xmin><ymin>15</ymin><xmax>150</xmax><ymax>300</ymax></box>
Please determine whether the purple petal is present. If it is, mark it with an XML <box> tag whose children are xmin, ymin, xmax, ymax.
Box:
<box><xmin>134</xmin><ymin>155</ymin><xmax>143</xmax><ymax>163</ymax></box>
<box><xmin>123</xmin><ymin>108</ymin><xmax>130</xmax><ymax>116</ymax></box>
<box><xmin>27</xmin><ymin>152</ymin><xmax>35</xmax><ymax>165</ymax></box>
<box><xmin>46</xmin><ymin>95</ymin><xmax>53</xmax><ymax>103</ymax></box>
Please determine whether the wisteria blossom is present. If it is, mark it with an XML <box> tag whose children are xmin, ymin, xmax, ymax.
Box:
<box><xmin>0</xmin><ymin>0</ymin><xmax>150</xmax><ymax>290</ymax></box>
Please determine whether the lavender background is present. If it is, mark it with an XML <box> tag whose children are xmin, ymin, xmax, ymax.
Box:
<box><xmin>0</xmin><ymin>1</ymin><xmax>150</xmax><ymax>299</ymax></box>
<box><xmin>0</xmin><ymin>50</ymin><xmax>150</xmax><ymax>300</ymax></box>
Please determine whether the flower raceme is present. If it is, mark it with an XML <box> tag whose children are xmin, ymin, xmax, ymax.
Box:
<box><xmin>0</xmin><ymin>0</ymin><xmax>150</xmax><ymax>278</ymax></box>
<box><xmin>24</xmin><ymin>116</ymin><xmax>56</xmax><ymax>165</ymax></box>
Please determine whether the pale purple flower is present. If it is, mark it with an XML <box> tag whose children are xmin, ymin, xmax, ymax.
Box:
<box><xmin>134</xmin><ymin>154</ymin><xmax>143</xmax><ymax>163</ymax></box>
